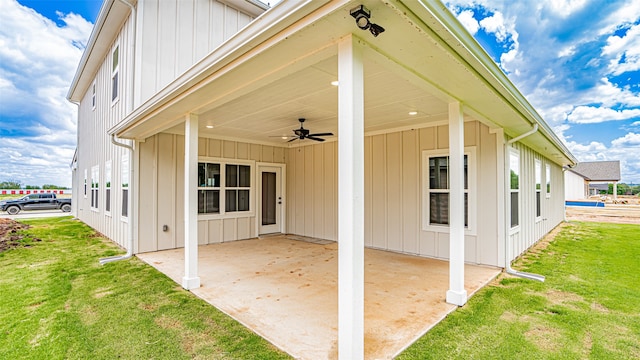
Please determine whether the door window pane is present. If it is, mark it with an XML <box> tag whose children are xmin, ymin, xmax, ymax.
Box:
<box><xmin>262</xmin><ymin>172</ymin><xmax>277</xmax><ymax>225</ymax></box>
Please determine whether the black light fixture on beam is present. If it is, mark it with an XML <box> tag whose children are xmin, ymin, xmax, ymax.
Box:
<box><xmin>350</xmin><ymin>5</ymin><xmax>385</xmax><ymax>37</ymax></box>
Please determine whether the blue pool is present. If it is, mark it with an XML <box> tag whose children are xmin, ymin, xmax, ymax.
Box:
<box><xmin>565</xmin><ymin>201</ymin><xmax>605</xmax><ymax>207</ymax></box>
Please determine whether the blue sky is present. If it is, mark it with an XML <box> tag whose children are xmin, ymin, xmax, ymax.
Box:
<box><xmin>0</xmin><ymin>0</ymin><xmax>639</xmax><ymax>187</ymax></box>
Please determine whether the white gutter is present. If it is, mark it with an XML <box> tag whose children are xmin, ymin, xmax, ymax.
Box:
<box><xmin>100</xmin><ymin>0</ymin><xmax>137</xmax><ymax>265</ymax></box>
<box><xmin>505</xmin><ymin>124</ymin><xmax>545</xmax><ymax>282</ymax></box>
<box><xmin>411</xmin><ymin>0</ymin><xmax>576</xmax><ymax>166</ymax></box>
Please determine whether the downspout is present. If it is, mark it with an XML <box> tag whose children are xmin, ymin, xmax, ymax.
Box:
<box><xmin>100</xmin><ymin>0</ymin><xmax>137</xmax><ymax>265</ymax></box>
<box><xmin>100</xmin><ymin>135</ymin><xmax>135</xmax><ymax>264</ymax></box>
<box><xmin>505</xmin><ymin>124</ymin><xmax>545</xmax><ymax>282</ymax></box>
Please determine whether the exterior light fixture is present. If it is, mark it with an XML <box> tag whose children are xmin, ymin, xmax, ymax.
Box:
<box><xmin>408</xmin><ymin>111</ymin><xmax>418</xmax><ymax>116</ymax></box>
<box><xmin>350</xmin><ymin>5</ymin><xmax>385</xmax><ymax>37</ymax></box>
<box><xmin>205</xmin><ymin>125</ymin><xmax>214</xmax><ymax>129</ymax></box>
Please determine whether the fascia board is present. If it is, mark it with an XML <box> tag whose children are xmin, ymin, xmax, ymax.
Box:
<box><xmin>402</xmin><ymin>0</ymin><xmax>577</xmax><ymax>165</ymax></box>
<box><xmin>67</xmin><ymin>0</ymin><xmax>133</xmax><ymax>103</ymax></box>
<box><xmin>109</xmin><ymin>0</ymin><xmax>336</xmax><ymax>137</ymax></box>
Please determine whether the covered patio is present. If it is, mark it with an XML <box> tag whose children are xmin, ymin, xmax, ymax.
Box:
<box><xmin>138</xmin><ymin>235</ymin><xmax>500</xmax><ymax>359</ymax></box>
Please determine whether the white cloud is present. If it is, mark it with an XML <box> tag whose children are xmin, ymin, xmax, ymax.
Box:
<box><xmin>0</xmin><ymin>0</ymin><xmax>92</xmax><ymax>187</ymax></box>
<box><xmin>598</xmin><ymin>0</ymin><xmax>640</xmax><ymax>35</ymax></box>
<box><xmin>545</xmin><ymin>0</ymin><xmax>587</xmax><ymax>18</ymax></box>
<box><xmin>611</xmin><ymin>132</ymin><xmax>640</xmax><ymax>146</ymax></box>
<box><xmin>557</xmin><ymin>45</ymin><xmax>576</xmax><ymax>58</ymax></box>
<box><xmin>567</xmin><ymin>106</ymin><xmax>640</xmax><ymax>124</ymax></box>
<box><xmin>479</xmin><ymin>11</ymin><xmax>509</xmax><ymax>42</ymax></box>
<box><xmin>457</xmin><ymin>10</ymin><xmax>479</xmax><ymax>35</ymax></box>
<box><xmin>603</xmin><ymin>23</ymin><xmax>640</xmax><ymax>75</ymax></box>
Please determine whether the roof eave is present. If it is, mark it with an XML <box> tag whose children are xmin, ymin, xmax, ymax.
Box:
<box><xmin>408</xmin><ymin>0</ymin><xmax>577</xmax><ymax>166</ymax></box>
<box><xmin>109</xmin><ymin>0</ymin><xmax>336</xmax><ymax>138</ymax></box>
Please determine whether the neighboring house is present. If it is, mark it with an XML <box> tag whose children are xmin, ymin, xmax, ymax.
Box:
<box><xmin>67</xmin><ymin>1</ymin><xmax>577</xmax><ymax>358</ymax></box>
<box><xmin>564</xmin><ymin>161</ymin><xmax>621</xmax><ymax>200</ymax></box>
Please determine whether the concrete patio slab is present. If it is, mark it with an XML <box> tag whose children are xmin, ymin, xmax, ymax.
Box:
<box><xmin>137</xmin><ymin>235</ymin><xmax>500</xmax><ymax>359</ymax></box>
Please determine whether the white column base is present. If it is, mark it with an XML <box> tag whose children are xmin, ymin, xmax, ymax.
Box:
<box><xmin>446</xmin><ymin>289</ymin><xmax>468</xmax><ymax>306</ymax></box>
<box><xmin>182</xmin><ymin>276</ymin><xmax>201</xmax><ymax>290</ymax></box>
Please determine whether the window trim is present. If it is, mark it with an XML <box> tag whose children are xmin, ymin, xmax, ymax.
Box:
<box><xmin>90</xmin><ymin>165</ymin><xmax>99</xmax><ymax>212</ymax></box>
<box><xmin>535</xmin><ymin>159</ymin><xmax>542</xmax><ymax>222</ymax></box>
<box><xmin>197</xmin><ymin>157</ymin><xmax>255</xmax><ymax>220</ymax></box>
<box><xmin>509</xmin><ymin>147</ymin><xmax>520</xmax><ymax>233</ymax></box>
<box><xmin>545</xmin><ymin>163</ymin><xmax>551</xmax><ymax>199</ymax></box>
<box><xmin>121</xmin><ymin>154</ymin><xmax>129</xmax><ymax>221</ymax></box>
<box><xmin>84</xmin><ymin>169</ymin><xmax>88</xmax><ymax>198</ymax></box>
<box><xmin>111</xmin><ymin>44</ymin><xmax>120</xmax><ymax>105</ymax></box>
<box><xmin>421</xmin><ymin>147</ymin><xmax>477</xmax><ymax>235</ymax></box>
<box><xmin>91</xmin><ymin>81</ymin><xmax>96</xmax><ymax>110</ymax></box>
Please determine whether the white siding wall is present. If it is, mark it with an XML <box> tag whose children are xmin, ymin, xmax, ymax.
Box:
<box><xmin>137</xmin><ymin>135</ymin><xmax>286</xmax><ymax>253</ymax></box>
<box><xmin>75</xmin><ymin>16</ymin><xmax>135</xmax><ymax>249</ymax></box>
<box><xmin>508</xmin><ymin>142</ymin><xmax>565</xmax><ymax>262</ymax></box>
<box><xmin>136</xmin><ymin>0</ymin><xmax>256</xmax><ymax>105</ymax></box>
<box><xmin>565</xmin><ymin>170</ymin><xmax>587</xmax><ymax>200</ymax></box>
<box><xmin>286</xmin><ymin>121</ymin><xmax>503</xmax><ymax>267</ymax></box>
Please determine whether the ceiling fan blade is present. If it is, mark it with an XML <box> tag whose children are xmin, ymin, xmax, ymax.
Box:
<box><xmin>306</xmin><ymin>136</ymin><xmax>326</xmax><ymax>142</ymax></box>
<box><xmin>287</xmin><ymin>137</ymin><xmax>299</xmax><ymax>142</ymax></box>
<box><xmin>308</xmin><ymin>132</ymin><xmax>333</xmax><ymax>137</ymax></box>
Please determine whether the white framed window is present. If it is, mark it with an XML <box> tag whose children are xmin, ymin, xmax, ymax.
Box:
<box><xmin>91</xmin><ymin>81</ymin><xmax>96</xmax><ymax>110</ymax></box>
<box><xmin>198</xmin><ymin>158</ymin><xmax>254</xmax><ymax>218</ymax></box>
<box><xmin>535</xmin><ymin>159</ymin><xmax>542</xmax><ymax>220</ymax></box>
<box><xmin>105</xmin><ymin>160</ymin><xmax>112</xmax><ymax>215</ymax></box>
<box><xmin>509</xmin><ymin>148</ymin><xmax>520</xmax><ymax>229</ymax></box>
<box><xmin>84</xmin><ymin>169</ymin><xmax>88</xmax><ymax>198</ymax></box>
<box><xmin>111</xmin><ymin>45</ymin><xmax>119</xmax><ymax>103</ymax></box>
<box><xmin>546</xmin><ymin>164</ymin><xmax>551</xmax><ymax>198</ymax></box>
<box><xmin>121</xmin><ymin>154</ymin><xmax>129</xmax><ymax>219</ymax></box>
<box><xmin>91</xmin><ymin>165</ymin><xmax>99</xmax><ymax>211</ymax></box>
<box><xmin>421</xmin><ymin>147</ymin><xmax>476</xmax><ymax>234</ymax></box>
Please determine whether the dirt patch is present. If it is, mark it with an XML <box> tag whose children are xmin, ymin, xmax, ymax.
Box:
<box><xmin>566</xmin><ymin>202</ymin><xmax>640</xmax><ymax>224</ymax></box>
<box><xmin>0</xmin><ymin>218</ymin><xmax>41</xmax><ymax>253</ymax></box>
<box><xmin>545</xmin><ymin>290</ymin><xmax>584</xmax><ymax>304</ymax></box>
<box><xmin>524</xmin><ymin>323</ymin><xmax>561</xmax><ymax>352</ymax></box>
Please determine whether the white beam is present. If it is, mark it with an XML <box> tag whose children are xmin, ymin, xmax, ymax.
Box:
<box><xmin>182</xmin><ymin>113</ymin><xmax>200</xmax><ymax>290</ymax></box>
<box><xmin>613</xmin><ymin>182</ymin><xmax>618</xmax><ymax>200</ymax></box>
<box><xmin>338</xmin><ymin>34</ymin><xmax>364</xmax><ymax>360</ymax></box>
<box><xmin>446</xmin><ymin>102</ymin><xmax>467</xmax><ymax>306</ymax></box>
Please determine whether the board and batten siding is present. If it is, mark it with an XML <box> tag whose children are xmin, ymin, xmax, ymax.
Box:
<box><xmin>507</xmin><ymin>141</ymin><xmax>565</xmax><ymax>262</ymax></box>
<box><xmin>565</xmin><ymin>170</ymin><xmax>587</xmax><ymax>200</ymax></box>
<box><xmin>74</xmin><ymin>15</ymin><xmax>135</xmax><ymax>250</ymax></box>
<box><xmin>136</xmin><ymin>0</ymin><xmax>258</xmax><ymax>106</ymax></box>
<box><xmin>285</xmin><ymin>121</ymin><xmax>502</xmax><ymax>267</ymax></box>
<box><xmin>136</xmin><ymin>134</ymin><xmax>286</xmax><ymax>253</ymax></box>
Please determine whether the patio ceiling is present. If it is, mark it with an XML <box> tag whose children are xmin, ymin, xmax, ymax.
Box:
<box><xmin>162</xmin><ymin>55</ymin><xmax>452</xmax><ymax>144</ymax></box>
<box><xmin>112</xmin><ymin>0</ymin><xmax>575</xmax><ymax>165</ymax></box>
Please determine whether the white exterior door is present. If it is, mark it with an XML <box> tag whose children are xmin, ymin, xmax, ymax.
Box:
<box><xmin>258</xmin><ymin>165</ymin><xmax>283</xmax><ymax>235</ymax></box>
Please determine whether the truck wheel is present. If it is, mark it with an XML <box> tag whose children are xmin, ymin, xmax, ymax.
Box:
<box><xmin>6</xmin><ymin>206</ymin><xmax>20</xmax><ymax>215</ymax></box>
<box><xmin>61</xmin><ymin>204</ymin><xmax>72</xmax><ymax>212</ymax></box>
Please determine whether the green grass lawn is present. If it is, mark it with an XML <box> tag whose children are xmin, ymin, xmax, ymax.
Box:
<box><xmin>0</xmin><ymin>217</ymin><xmax>289</xmax><ymax>360</ymax></box>
<box><xmin>399</xmin><ymin>221</ymin><xmax>640</xmax><ymax>359</ymax></box>
<box><xmin>1</xmin><ymin>218</ymin><xmax>639</xmax><ymax>359</ymax></box>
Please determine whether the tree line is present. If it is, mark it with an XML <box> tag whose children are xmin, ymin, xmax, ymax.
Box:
<box><xmin>0</xmin><ymin>179</ymin><xmax>69</xmax><ymax>190</ymax></box>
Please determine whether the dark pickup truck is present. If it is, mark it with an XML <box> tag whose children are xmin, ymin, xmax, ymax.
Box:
<box><xmin>0</xmin><ymin>193</ymin><xmax>72</xmax><ymax>215</ymax></box>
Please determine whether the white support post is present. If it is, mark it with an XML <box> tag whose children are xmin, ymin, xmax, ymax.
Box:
<box><xmin>182</xmin><ymin>113</ymin><xmax>200</xmax><ymax>290</ymax></box>
<box><xmin>337</xmin><ymin>34</ymin><xmax>365</xmax><ymax>360</ymax></box>
<box><xmin>446</xmin><ymin>102</ymin><xmax>467</xmax><ymax>306</ymax></box>
<box><xmin>613</xmin><ymin>182</ymin><xmax>617</xmax><ymax>200</ymax></box>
